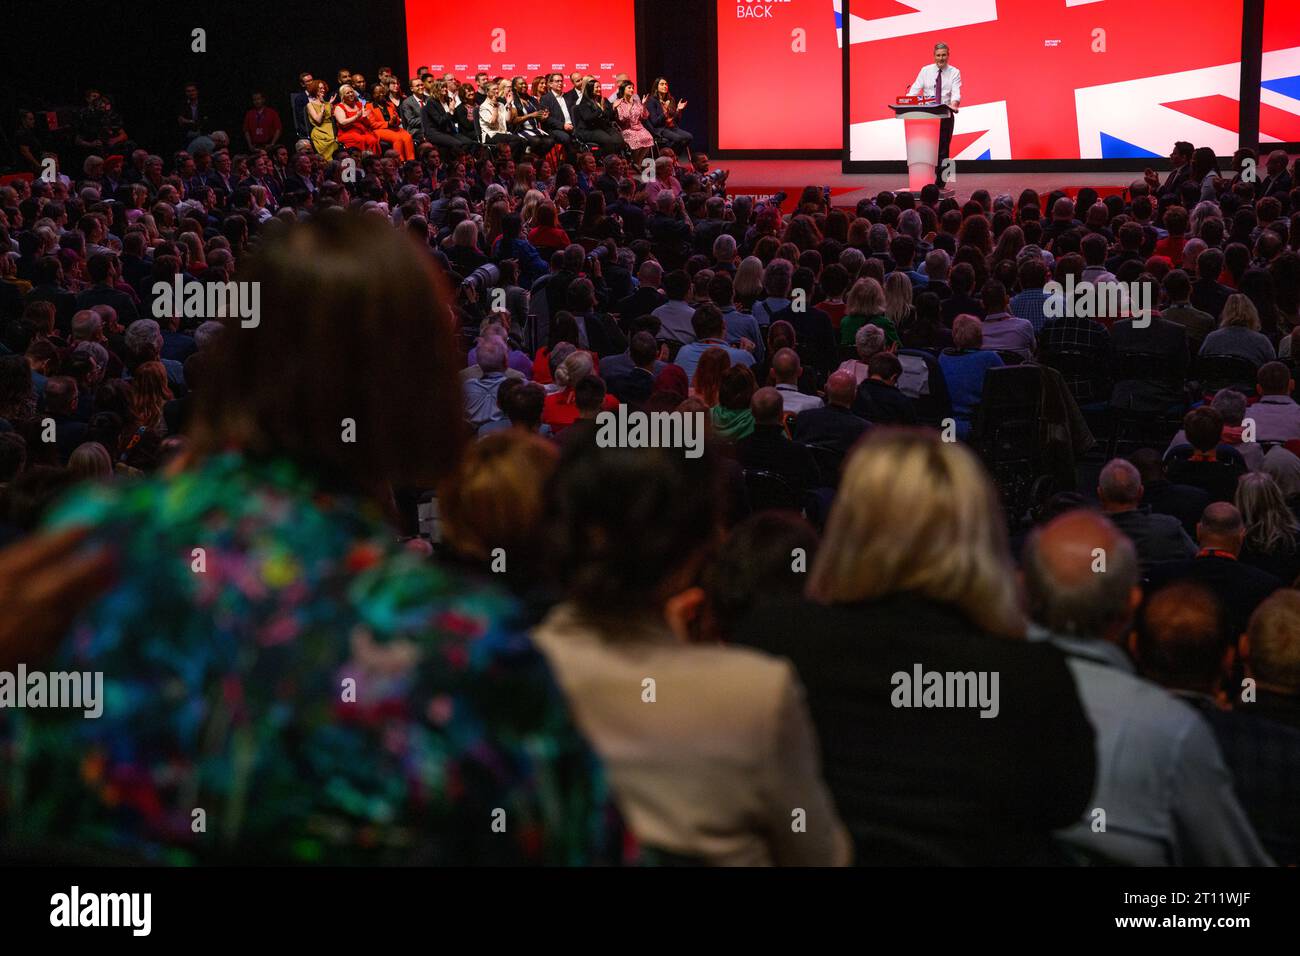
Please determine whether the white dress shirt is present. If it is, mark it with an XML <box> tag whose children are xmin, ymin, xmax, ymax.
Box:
<box><xmin>552</xmin><ymin>92</ymin><xmax>574</xmax><ymax>127</ymax></box>
<box><xmin>479</xmin><ymin>100</ymin><xmax>509</xmax><ymax>138</ymax></box>
<box><xmin>908</xmin><ymin>63</ymin><xmax>962</xmax><ymax>108</ymax></box>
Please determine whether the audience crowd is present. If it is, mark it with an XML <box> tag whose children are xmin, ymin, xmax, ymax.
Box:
<box><xmin>1</xmin><ymin>75</ymin><xmax>1299</xmax><ymax>867</ymax></box>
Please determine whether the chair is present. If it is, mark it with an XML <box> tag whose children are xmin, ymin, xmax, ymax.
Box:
<box><xmin>1039</xmin><ymin>348</ymin><xmax>1112</xmax><ymax>408</ymax></box>
<box><xmin>1193</xmin><ymin>353</ymin><xmax>1259</xmax><ymax>395</ymax></box>
<box><xmin>805</xmin><ymin>442</ymin><xmax>846</xmax><ymax>487</ymax></box>
<box><xmin>971</xmin><ymin>365</ymin><xmax>1052</xmax><ymax>520</ymax></box>
<box><xmin>1106</xmin><ymin>349</ymin><xmax>1188</xmax><ymax>458</ymax></box>
<box><xmin>742</xmin><ymin>469</ymin><xmax>801</xmax><ymax>514</ymax></box>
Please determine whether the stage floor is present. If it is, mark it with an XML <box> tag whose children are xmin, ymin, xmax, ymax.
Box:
<box><xmin>720</xmin><ymin>158</ymin><xmax>1156</xmax><ymax>209</ymax></box>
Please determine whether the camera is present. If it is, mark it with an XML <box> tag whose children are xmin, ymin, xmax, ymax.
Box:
<box><xmin>461</xmin><ymin>263</ymin><xmax>500</xmax><ymax>294</ymax></box>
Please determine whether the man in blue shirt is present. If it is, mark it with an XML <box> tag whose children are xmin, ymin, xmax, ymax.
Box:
<box><xmin>674</xmin><ymin>303</ymin><xmax>755</xmax><ymax>383</ymax></box>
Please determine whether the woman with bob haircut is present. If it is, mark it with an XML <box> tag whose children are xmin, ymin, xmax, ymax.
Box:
<box><xmin>738</xmin><ymin>429</ymin><xmax>1096</xmax><ymax>865</ymax></box>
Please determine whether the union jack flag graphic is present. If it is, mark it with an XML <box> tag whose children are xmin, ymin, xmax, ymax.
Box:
<box><xmin>839</xmin><ymin>0</ymin><xmax>1279</xmax><ymax>161</ymax></box>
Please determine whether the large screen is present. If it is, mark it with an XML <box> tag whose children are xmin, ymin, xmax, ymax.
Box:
<box><xmin>1260</xmin><ymin>0</ymin><xmax>1300</xmax><ymax>145</ymax></box>
<box><xmin>847</xmin><ymin>0</ymin><xmax>1246</xmax><ymax>163</ymax></box>
<box><xmin>405</xmin><ymin>0</ymin><xmax>637</xmax><ymax>98</ymax></box>
<box><xmin>715</xmin><ymin>0</ymin><xmax>843</xmax><ymax>151</ymax></box>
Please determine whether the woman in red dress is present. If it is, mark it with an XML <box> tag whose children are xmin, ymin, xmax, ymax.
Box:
<box><xmin>366</xmin><ymin>83</ymin><xmax>416</xmax><ymax>161</ymax></box>
<box><xmin>332</xmin><ymin>85</ymin><xmax>380</xmax><ymax>153</ymax></box>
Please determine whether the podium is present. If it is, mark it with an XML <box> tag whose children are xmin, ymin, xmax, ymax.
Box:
<box><xmin>888</xmin><ymin>103</ymin><xmax>954</xmax><ymax>193</ymax></box>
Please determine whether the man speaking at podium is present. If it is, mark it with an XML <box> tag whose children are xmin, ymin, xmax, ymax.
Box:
<box><xmin>907</xmin><ymin>43</ymin><xmax>961</xmax><ymax>188</ymax></box>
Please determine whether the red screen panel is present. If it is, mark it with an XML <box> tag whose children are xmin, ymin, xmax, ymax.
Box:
<box><xmin>405</xmin><ymin>0</ymin><xmax>637</xmax><ymax>97</ymax></box>
<box><xmin>716</xmin><ymin>0</ymin><xmax>843</xmax><ymax>151</ymax></box>
<box><xmin>847</xmin><ymin>0</ymin><xmax>1245</xmax><ymax>162</ymax></box>
<box><xmin>1260</xmin><ymin>0</ymin><xmax>1300</xmax><ymax>144</ymax></box>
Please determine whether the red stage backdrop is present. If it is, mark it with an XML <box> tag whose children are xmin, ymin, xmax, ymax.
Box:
<box><xmin>405</xmin><ymin>0</ymin><xmax>637</xmax><ymax>96</ymax></box>
<box><xmin>1260</xmin><ymin>0</ymin><xmax>1300</xmax><ymax>145</ymax></box>
<box><xmin>847</xmin><ymin>0</ymin><xmax>1245</xmax><ymax>162</ymax></box>
<box><xmin>715</xmin><ymin>0</ymin><xmax>844</xmax><ymax>151</ymax></box>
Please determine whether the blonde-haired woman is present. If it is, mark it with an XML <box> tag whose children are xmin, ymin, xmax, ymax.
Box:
<box><xmin>1236</xmin><ymin>471</ymin><xmax>1300</xmax><ymax>585</ymax></box>
<box><xmin>541</xmin><ymin>349</ymin><xmax>616</xmax><ymax>432</ymax></box>
<box><xmin>740</xmin><ymin>428</ymin><xmax>1096</xmax><ymax>864</ymax></box>
<box><xmin>1200</xmin><ymin>293</ymin><xmax>1276</xmax><ymax>367</ymax></box>
<box><xmin>883</xmin><ymin>272</ymin><xmax>914</xmax><ymax>339</ymax></box>
<box><xmin>732</xmin><ymin>256</ymin><xmax>765</xmax><ymax>312</ymax></box>
<box><xmin>839</xmin><ymin>277</ymin><xmax>890</xmax><ymax>345</ymax></box>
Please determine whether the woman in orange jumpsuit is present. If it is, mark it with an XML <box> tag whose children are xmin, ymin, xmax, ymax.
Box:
<box><xmin>365</xmin><ymin>83</ymin><xmax>416</xmax><ymax>161</ymax></box>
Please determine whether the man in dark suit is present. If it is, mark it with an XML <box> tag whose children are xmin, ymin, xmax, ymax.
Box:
<box><xmin>291</xmin><ymin>72</ymin><xmax>313</xmax><ymax>141</ymax></box>
<box><xmin>1191</xmin><ymin>247</ymin><xmax>1232</xmax><ymax>321</ymax></box>
<box><xmin>540</xmin><ymin>73</ymin><xmax>578</xmax><ymax>160</ymax></box>
<box><xmin>282</xmin><ymin>152</ymin><xmax>318</xmax><ymax>199</ymax></box>
<box><xmin>1096</xmin><ymin>458</ymin><xmax>1195</xmax><ymax>571</ymax></box>
<box><xmin>737</xmin><ymin>387</ymin><xmax>820</xmax><ymax>496</ymax></box>
<box><xmin>1144</xmin><ymin>140</ymin><xmax>1194</xmax><ymax>201</ymax></box>
<box><xmin>1131</xmin><ymin>448</ymin><xmax>1210</xmax><ymax>538</ymax></box>
<box><xmin>605</xmin><ymin>332</ymin><xmax>661</xmax><ymax>405</ymax></box>
<box><xmin>1146</xmin><ymin>502</ymin><xmax>1283</xmax><ymax>637</ymax></box>
<box><xmin>853</xmin><ymin>352</ymin><xmax>918</xmax><ymax>425</ymax></box>
<box><xmin>792</xmin><ymin>371</ymin><xmax>870</xmax><ymax>456</ymax></box>
<box><xmin>42</xmin><ymin>376</ymin><xmax>88</xmax><ymax>463</ymax></box>
<box><xmin>611</xmin><ymin>260</ymin><xmax>666</xmax><ymax>325</ymax></box>
<box><xmin>399</xmin><ymin>78</ymin><xmax>427</xmax><ymax>144</ymax></box>
<box><xmin>566</xmin><ymin>278</ymin><xmax>625</xmax><ymax>358</ymax></box>
<box><xmin>609</xmin><ymin>178</ymin><xmax>647</xmax><ymax>240</ymax></box>
<box><xmin>1258</xmin><ymin>149</ymin><xmax>1294</xmax><ymax>200</ymax></box>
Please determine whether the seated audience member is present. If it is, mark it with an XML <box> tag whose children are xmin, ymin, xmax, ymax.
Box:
<box><xmin>690</xmin><ymin>346</ymin><xmax>731</xmax><ymax>407</ymax></box>
<box><xmin>792</xmin><ymin>371</ymin><xmax>870</xmax><ymax>461</ymax></box>
<box><xmin>673</xmin><ymin>303</ymin><xmax>754</xmax><ymax>383</ymax></box>
<box><xmin>739</xmin><ymin>431</ymin><xmax>1096</xmax><ymax>864</ymax></box>
<box><xmin>978</xmin><ymin>280</ymin><xmax>1035</xmax><ymax>360</ymax></box>
<box><xmin>736</xmin><ymin>387</ymin><xmax>820</xmax><ymax>496</ymax></box>
<box><xmin>751</xmin><ymin>259</ymin><xmax>794</xmax><ymax>330</ymax></box>
<box><xmin>836</xmin><ymin>323</ymin><xmax>888</xmax><ymax>386</ymax></box>
<box><xmin>4</xmin><ymin>214</ymin><xmax>618</xmax><ymax>865</ymax></box>
<box><xmin>1161</xmin><ymin>268</ymin><xmax>1216</xmax><ymax>349</ymax></box>
<box><xmin>1248</xmin><ymin>362</ymin><xmax>1300</xmax><ymax>444</ymax></box>
<box><xmin>533</xmin><ymin>438</ymin><xmax>851</xmax><ymax>866</ymax></box>
<box><xmin>463</xmin><ymin>335</ymin><xmax>513</xmax><ymax>434</ymax></box>
<box><xmin>1146</xmin><ymin>502</ymin><xmax>1283</xmax><ymax>637</ymax></box>
<box><xmin>700</xmin><ymin>512</ymin><xmax>820</xmax><ymax>642</ymax></box>
<box><xmin>839</xmin><ymin>277</ymin><xmax>891</xmax><ymax>346</ymax></box>
<box><xmin>1021</xmin><ymin>516</ymin><xmax>1268</xmax><ymax>866</ymax></box>
<box><xmin>651</xmin><ymin>269</ymin><xmax>697</xmax><ymax>346</ymax></box>
<box><xmin>1245</xmin><ymin>591</ymin><xmax>1300</xmax><ymax>732</ymax></box>
<box><xmin>1166</xmin><ymin>405</ymin><xmax>1249</xmax><ymax>502</ymax></box>
<box><xmin>1200</xmin><ymin>294</ymin><xmax>1276</xmax><ymax>368</ymax></box>
<box><xmin>557</xmin><ymin>375</ymin><xmax>611</xmax><ymax>448</ymax></box>
<box><xmin>1166</xmin><ymin>388</ymin><xmax>1261</xmax><ymax>472</ymax></box>
<box><xmin>1133</xmin><ymin>583</ymin><xmax>1298</xmax><ymax>865</ymax></box>
<box><xmin>606</xmin><ymin>331</ymin><xmax>662</xmax><ymax>405</ymax></box>
<box><xmin>709</xmin><ymin>366</ymin><xmax>758</xmax><ymax>442</ymax></box>
<box><xmin>852</xmin><ymin>352</ymin><xmax>918</xmax><ymax>426</ymax></box>
<box><xmin>1235</xmin><ymin>472</ymin><xmax>1300</xmax><ymax>586</ymax></box>
<box><xmin>542</xmin><ymin>350</ymin><xmax>617</xmax><ymax>433</ymax></box>
<box><xmin>487</xmin><ymin>379</ymin><xmax>551</xmax><ymax>437</ymax></box>
<box><xmin>1097</xmin><ymin>458</ymin><xmax>1196</xmax><ymax>569</ymax></box>
<box><xmin>938</xmin><ymin>315</ymin><xmax>1004</xmax><ymax>441</ymax></box>
<box><xmin>466</xmin><ymin>318</ymin><xmax>533</xmax><ymax>379</ymax></box>
<box><xmin>771</xmin><ymin>348</ymin><xmax>823</xmax><ymax>414</ymax></box>
<box><xmin>1131</xmin><ymin>447</ymin><xmax>1210</xmax><ymax>538</ymax></box>
<box><xmin>437</xmin><ymin>429</ymin><xmax>560</xmax><ymax>624</ymax></box>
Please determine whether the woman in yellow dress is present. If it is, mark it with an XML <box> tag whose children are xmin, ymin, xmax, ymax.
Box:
<box><xmin>306</xmin><ymin>79</ymin><xmax>338</xmax><ymax>160</ymax></box>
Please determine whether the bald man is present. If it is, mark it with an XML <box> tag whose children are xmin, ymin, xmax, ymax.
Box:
<box><xmin>792</xmin><ymin>370</ymin><xmax>870</xmax><ymax>460</ymax></box>
<box><xmin>1147</xmin><ymin>502</ymin><xmax>1283</xmax><ymax>637</ymax></box>
<box><xmin>1097</xmin><ymin>458</ymin><xmax>1195</xmax><ymax>569</ymax></box>
<box><xmin>770</xmin><ymin>348</ymin><xmax>823</xmax><ymax>414</ymax></box>
<box><xmin>1023</xmin><ymin>509</ymin><xmax>1270</xmax><ymax>865</ymax></box>
<box><xmin>736</xmin><ymin>386</ymin><xmax>820</xmax><ymax>496</ymax></box>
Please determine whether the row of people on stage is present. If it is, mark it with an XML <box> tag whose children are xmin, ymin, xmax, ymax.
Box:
<box><xmin>292</xmin><ymin>68</ymin><xmax>692</xmax><ymax>165</ymax></box>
